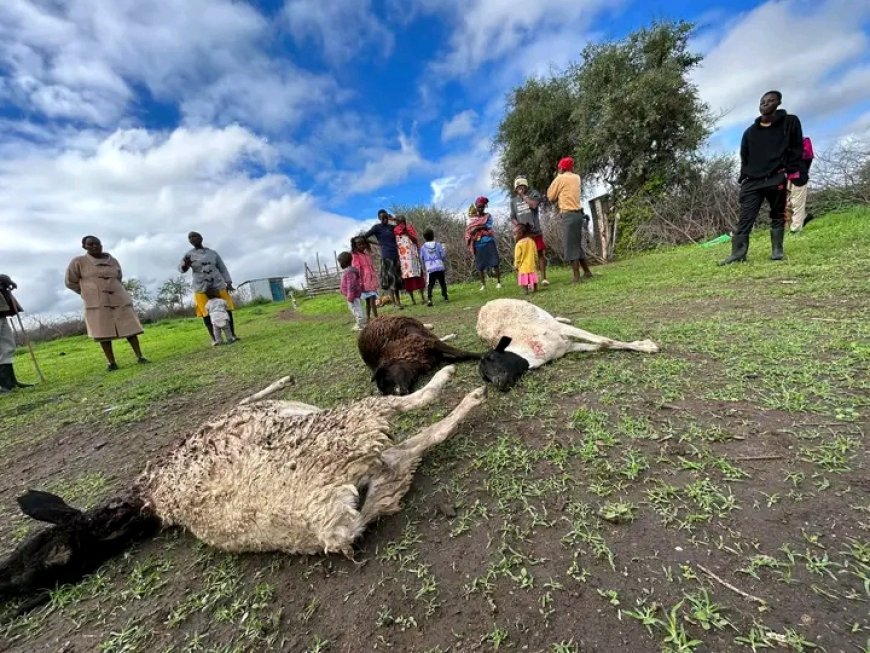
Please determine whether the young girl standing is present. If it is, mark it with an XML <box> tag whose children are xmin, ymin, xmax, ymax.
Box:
<box><xmin>514</xmin><ymin>223</ymin><xmax>539</xmax><ymax>294</ymax></box>
<box><xmin>351</xmin><ymin>236</ymin><xmax>379</xmax><ymax>323</ymax></box>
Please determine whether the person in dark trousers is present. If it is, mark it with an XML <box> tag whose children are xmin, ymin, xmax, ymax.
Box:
<box><xmin>420</xmin><ymin>228</ymin><xmax>448</xmax><ymax>306</ymax></box>
<box><xmin>720</xmin><ymin>90</ymin><xmax>804</xmax><ymax>265</ymax></box>
<box><xmin>0</xmin><ymin>274</ymin><xmax>33</xmax><ymax>393</ymax></box>
<box><xmin>364</xmin><ymin>210</ymin><xmax>403</xmax><ymax>308</ymax></box>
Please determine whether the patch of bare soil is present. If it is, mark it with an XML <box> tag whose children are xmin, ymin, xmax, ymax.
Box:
<box><xmin>0</xmin><ymin>304</ymin><xmax>867</xmax><ymax>652</ymax></box>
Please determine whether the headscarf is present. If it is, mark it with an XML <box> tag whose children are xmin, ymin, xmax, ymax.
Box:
<box><xmin>514</xmin><ymin>177</ymin><xmax>528</xmax><ymax>189</ymax></box>
<box><xmin>558</xmin><ymin>157</ymin><xmax>574</xmax><ymax>172</ymax></box>
<box><xmin>393</xmin><ymin>217</ymin><xmax>419</xmax><ymax>246</ymax></box>
<box><xmin>475</xmin><ymin>196</ymin><xmax>489</xmax><ymax>207</ymax></box>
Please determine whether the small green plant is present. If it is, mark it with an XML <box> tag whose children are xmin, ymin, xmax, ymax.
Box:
<box><xmin>684</xmin><ymin>590</ymin><xmax>732</xmax><ymax>631</ymax></box>
<box><xmin>598</xmin><ymin>501</ymin><xmax>636</xmax><ymax>524</ymax></box>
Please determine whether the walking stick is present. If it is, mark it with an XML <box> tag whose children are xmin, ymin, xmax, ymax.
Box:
<box><xmin>7</xmin><ymin>292</ymin><xmax>45</xmax><ymax>383</ymax></box>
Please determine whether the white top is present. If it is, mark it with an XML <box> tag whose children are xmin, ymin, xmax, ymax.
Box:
<box><xmin>205</xmin><ymin>298</ymin><xmax>230</xmax><ymax>327</ymax></box>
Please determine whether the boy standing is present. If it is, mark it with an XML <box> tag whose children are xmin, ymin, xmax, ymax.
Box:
<box><xmin>720</xmin><ymin>90</ymin><xmax>804</xmax><ymax>265</ymax></box>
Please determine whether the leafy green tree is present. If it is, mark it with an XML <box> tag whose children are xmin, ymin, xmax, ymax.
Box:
<box><xmin>122</xmin><ymin>278</ymin><xmax>152</xmax><ymax>313</ymax></box>
<box><xmin>494</xmin><ymin>20</ymin><xmax>711</xmax><ymax>202</ymax></box>
<box><xmin>156</xmin><ymin>276</ymin><xmax>190</xmax><ymax>311</ymax></box>
<box><xmin>570</xmin><ymin>20</ymin><xmax>711</xmax><ymax>198</ymax></box>
<box><xmin>494</xmin><ymin>76</ymin><xmax>577</xmax><ymax>195</ymax></box>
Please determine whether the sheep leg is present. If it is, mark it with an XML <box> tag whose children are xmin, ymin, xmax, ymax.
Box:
<box><xmin>272</xmin><ymin>401</ymin><xmax>322</xmax><ymax>416</ymax></box>
<box><xmin>555</xmin><ymin>317</ymin><xmax>572</xmax><ymax>324</ymax></box>
<box><xmin>385</xmin><ymin>386</ymin><xmax>487</xmax><ymax>462</ymax></box>
<box><xmin>360</xmin><ymin>386</ymin><xmax>487</xmax><ymax>524</ymax></box>
<box><xmin>239</xmin><ymin>376</ymin><xmax>294</xmax><ymax>405</ymax></box>
<box><xmin>559</xmin><ymin>324</ymin><xmax>660</xmax><ymax>354</ymax></box>
<box><xmin>569</xmin><ymin>342</ymin><xmax>600</xmax><ymax>353</ymax></box>
<box><xmin>385</xmin><ymin>365</ymin><xmax>456</xmax><ymax>411</ymax></box>
<box><xmin>440</xmin><ymin>334</ymin><xmax>457</xmax><ymax>342</ymax></box>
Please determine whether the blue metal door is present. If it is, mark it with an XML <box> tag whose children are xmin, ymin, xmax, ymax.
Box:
<box><xmin>269</xmin><ymin>279</ymin><xmax>285</xmax><ymax>301</ymax></box>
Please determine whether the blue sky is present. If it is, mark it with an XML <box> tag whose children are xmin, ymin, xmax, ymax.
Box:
<box><xmin>1</xmin><ymin>0</ymin><xmax>868</xmax><ymax>316</ymax></box>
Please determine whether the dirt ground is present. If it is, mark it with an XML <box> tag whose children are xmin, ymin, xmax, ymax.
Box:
<box><xmin>1</xmin><ymin>249</ymin><xmax>868</xmax><ymax>652</ymax></box>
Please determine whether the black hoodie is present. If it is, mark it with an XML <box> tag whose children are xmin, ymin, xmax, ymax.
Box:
<box><xmin>739</xmin><ymin>109</ymin><xmax>803</xmax><ymax>184</ymax></box>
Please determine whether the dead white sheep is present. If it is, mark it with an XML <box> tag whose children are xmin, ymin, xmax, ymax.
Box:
<box><xmin>476</xmin><ymin>298</ymin><xmax>660</xmax><ymax>390</ymax></box>
<box><xmin>0</xmin><ymin>367</ymin><xmax>485</xmax><ymax>606</ymax></box>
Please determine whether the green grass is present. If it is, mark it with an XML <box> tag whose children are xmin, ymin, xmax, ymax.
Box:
<box><xmin>1</xmin><ymin>207</ymin><xmax>868</xmax><ymax>652</ymax></box>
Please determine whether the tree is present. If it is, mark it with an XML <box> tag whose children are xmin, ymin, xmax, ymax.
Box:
<box><xmin>570</xmin><ymin>20</ymin><xmax>711</xmax><ymax>198</ymax></box>
<box><xmin>156</xmin><ymin>276</ymin><xmax>190</xmax><ymax>312</ymax></box>
<box><xmin>122</xmin><ymin>278</ymin><xmax>152</xmax><ymax>313</ymax></box>
<box><xmin>493</xmin><ymin>76</ymin><xmax>577</xmax><ymax>194</ymax></box>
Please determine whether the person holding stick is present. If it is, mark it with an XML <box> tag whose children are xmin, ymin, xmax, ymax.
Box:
<box><xmin>0</xmin><ymin>274</ymin><xmax>35</xmax><ymax>392</ymax></box>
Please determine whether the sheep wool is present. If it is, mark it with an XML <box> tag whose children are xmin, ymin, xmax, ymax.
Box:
<box><xmin>142</xmin><ymin>398</ymin><xmax>402</xmax><ymax>555</ymax></box>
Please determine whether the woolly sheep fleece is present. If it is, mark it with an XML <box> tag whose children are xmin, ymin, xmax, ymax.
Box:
<box><xmin>143</xmin><ymin>397</ymin><xmax>417</xmax><ymax>556</ymax></box>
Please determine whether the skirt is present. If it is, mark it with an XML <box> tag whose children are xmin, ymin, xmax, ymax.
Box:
<box><xmin>194</xmin><ymin>289</ymin><xmax>235</xmax><ymax>318</ymax></box>
<box><xmin>518</xmin><ymin>272</ymin><xmax>539</xmax><ymax>287</ymax></box>
<box><xmin>402</xmin><ymin>276</ymin><xmax>425</xmax><ymax>292</ymax></box>
<box><xmin>380</xmin><ymin>257</ymin><xmax>403</xmax><ymax>291</ymax></box>
<box><xmin>361</xmin><ymin>290</ymin><xmax>379</xmax><ymax>300</ymax></box>
<box><xmin>562</xmin><ymin>211</ymin><xmax>587</xmax><ymax>261</ymax></box>
<box><xmin>474</xmin><ymin>240</ymin><xmax>500</xmax><ymax>272</ymax></box>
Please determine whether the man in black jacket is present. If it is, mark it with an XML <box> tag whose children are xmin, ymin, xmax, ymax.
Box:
<box><xmin>0</xmin><ymin>274</ymin><xmax>32</xmax><ymax>393</ymax></box>
<box><xmin>720</xmin><ymin>90</ymin><xmax>804</xmax><ymax>265</ymax></box>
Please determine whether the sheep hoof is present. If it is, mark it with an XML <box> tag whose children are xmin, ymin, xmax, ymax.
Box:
<box><xmin>465</xmin><ymin>385</ymin><xmax>488</xmax><ymax>404</ymax></box>
<box><xmin>638</xmin><ymin>340</ymin><xmax>660</xmax><ymax>353</ymax></box>
<box><xmin>422</xmin><ymin>323</ymin><xmax>435</xmax><ymax>330</ymax></box>
<box><xmin>434</xmin><ymin>365</ymin><xmax>456</xmax><ymax>383</ymax></box>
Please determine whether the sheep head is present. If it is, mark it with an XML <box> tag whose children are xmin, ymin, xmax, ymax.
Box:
<box><xmin>0</xmin><ymin>489</ymin><xmax>160</xmax><ymax>605</ymax></box>
<box><xmin>372</xmin><ymin>360</ymin><xmax>427</xmax><ymax>396</ymax></box>
<box><xmin>478</xmin><ymin>336</ymin><xmax>530</xmax><ymax>391</ymax></box>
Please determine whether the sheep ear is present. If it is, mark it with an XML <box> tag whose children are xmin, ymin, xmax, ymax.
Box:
<box><xmin>17</xmin><ymin>490</ymin><xmax>82</xmax><ymax>525</ymax></box>
<box><xmin>495</xmin><ymin>336</ymin><xmax>512</xmax><ymax>353</ymax></box>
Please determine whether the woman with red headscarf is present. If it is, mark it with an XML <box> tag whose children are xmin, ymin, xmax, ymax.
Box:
<box><xmin>465</xmin><ymin>196</ymin><xmax>502</xmax><ymax>291</ymax></box>
<box><xmin>548</xmin><ymin>157</ymin><xmax>593</xmax><ymax>282</ymax></box>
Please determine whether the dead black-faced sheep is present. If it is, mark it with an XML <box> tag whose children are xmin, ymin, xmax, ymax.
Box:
<box><xmin>358</xmin><ymin>315</ymin><xmax>482</xmax><ymax>395</ymax></box>
<box><xmin>0</xmin><ymin>368</ymin><xmax>486</xmax><ymax>607</ymax></box>
<box><xmin>477</xmin><ymin>299</ymin><xmax>660</xmax><ymax>390</ymax></box>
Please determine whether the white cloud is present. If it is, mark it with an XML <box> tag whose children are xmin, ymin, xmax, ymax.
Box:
<box><xmin>0</xmin><ymin>124</ymin><xmax>362</xmax><ymax>317</ymax></box>
<box><xmin>430</xmin><ymin>136</ymin><xmax>502</xmax><ymax>210</ymax></box>
<box><xmin>343</xmin><ymin>133</ymin><xmax>428</xmax><ymax>195</ymax></box>
<box><xmin>693</xmin><ymin>0</ymin><xmax>870</xmax><ymax>132</ymax></box>
<box><xmin>0</xmin><ymin>0</ymin><xmax>340</xmax><ymax>131</ymax></box>
<box><xmin>409</xmin><ymin>0</ymin><xmax>618</xmax><ymax>77</ymax></box>
<box><xmin>441</xmin><ymin>110</ymin><xmax>478</xmax><ymax>141</ymax></box>
<box><xmin>282</xmin><ymin>0</ymin><xmax>393</xmax><ymax>64</ymax></box>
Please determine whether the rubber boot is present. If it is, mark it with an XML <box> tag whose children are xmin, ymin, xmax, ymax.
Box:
<box><xmin>770</xmin><ymin>228</ymin><xmax>784</xmax><ymax>260</ymax></box>
<box><xmin>0</xmin><ymin>364</ymin><xmax>14</xmax><ymax>392</ymax></box>
<box><xmin>718</xmin><ymin>234</ymin><xmax>749</xmax><ymax>266</ymax></box>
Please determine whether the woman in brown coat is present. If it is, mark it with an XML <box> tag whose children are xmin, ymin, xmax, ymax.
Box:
<box><xmin>65</xmin><ymin>236</ymin><xmax>148</xmax><ymax>371</ymax></box>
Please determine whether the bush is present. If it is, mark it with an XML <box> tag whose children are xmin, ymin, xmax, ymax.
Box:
<box><xmin>616</xmin><ymin>155</ymin><xmax>739</xmax><ymax>251</ymax></box>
